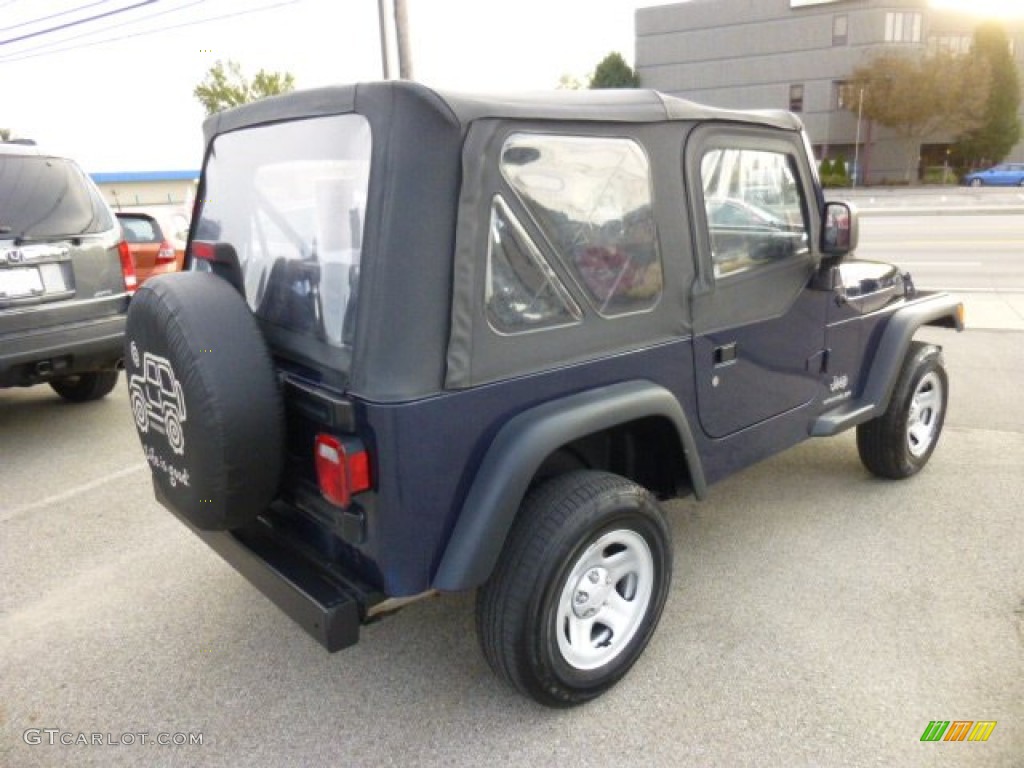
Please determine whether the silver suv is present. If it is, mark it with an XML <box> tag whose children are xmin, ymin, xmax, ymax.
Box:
<box><xmin>0</xmin><ymin>141</ymin><xmax>136</xmax><ymax>401</ymax></box>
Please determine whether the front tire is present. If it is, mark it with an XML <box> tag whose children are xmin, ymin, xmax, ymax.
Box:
<box><xmin>49</xmin><ymin>371</ymin><xmax>120</xmax><ymax>402</ymax></box>
<box><xmin>857</xmin><ymin>342</ymin><xmax>948</xmax><ymax>479</ymax></box>
<box><xmin>476</xmin><ymin>470</ymin><xmax>672</xmax><ymax>707</ymax></box>
<box><xmin>969</xmin><ymin>178</ymin><xmax>983</xmax><ymax>187</ymax></box>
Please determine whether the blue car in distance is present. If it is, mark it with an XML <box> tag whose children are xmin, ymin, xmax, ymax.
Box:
<box><xmin>963</xmin><ymin>162</ymin><xmax>1024</xmax><ymax>187</ymax></box>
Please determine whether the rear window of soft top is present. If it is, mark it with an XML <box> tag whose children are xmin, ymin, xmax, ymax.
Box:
<box><xmin>194</xmin><ymin>114</ymin><xmax>371</xmax><ymax>378</ymax></box>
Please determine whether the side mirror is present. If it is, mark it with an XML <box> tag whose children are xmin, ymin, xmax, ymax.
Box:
<box><xmin>821</xmin><ymin>201</ymin><xmax>858</xmax><ymax>260</ymax></box>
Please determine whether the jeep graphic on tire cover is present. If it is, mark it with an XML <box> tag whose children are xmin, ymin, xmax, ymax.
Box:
<box><xmin>128</xmin><ymin>345</ymin><xmax>188</xmax><ymax>455</ymax></box>
<box><xmin>125</xmin><ymin>271</ymin><xmax>285</xmax><ymax>531</ymax></box>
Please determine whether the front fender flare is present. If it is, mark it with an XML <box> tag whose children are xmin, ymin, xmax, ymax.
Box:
<box><xmin>812</xmin><ymin>292</ymin><xmax>963</xmax><ymax>437</ymax></box>
<box><xmin>431</xmin><ymin>380</ymin><xmax>705</xmax><ymax>592</ymax></box>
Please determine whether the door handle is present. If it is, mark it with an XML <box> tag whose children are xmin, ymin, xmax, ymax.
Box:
<box><xmin>714</xmin><ymin>343</ymin><xmax>737</xmax><ymax>366</ymax></box>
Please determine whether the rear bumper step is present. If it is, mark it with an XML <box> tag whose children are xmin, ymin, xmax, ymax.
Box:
<box><xmin>164</xmin><ymin>495</ymin><xmax>380</xmax><ymax>652</ymax></box>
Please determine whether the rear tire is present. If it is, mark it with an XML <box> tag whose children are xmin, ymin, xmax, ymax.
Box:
<box><xmin>857</xmin><ymin>342</ymin><xmax>947</xmax><ymax>479</ymax></box>
<box><xmin>476</xmin><ymin>470</ymin><xmax>672</xmax><ymax>707</ymax></box>
<box><xmin>969</xmin><ymin>178</ymin><xmax>983</xmax><ymax>187</ymax></box>
<box><xmin>50</xmin><ymin>371</ymin><xmax>120</xmax><ymax>402</ymax></box>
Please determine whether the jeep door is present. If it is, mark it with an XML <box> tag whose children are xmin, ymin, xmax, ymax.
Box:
<box><xmin>685</xmin><ymin>126</ymin><xmax>827</xmax><ymax>438</ymax></box>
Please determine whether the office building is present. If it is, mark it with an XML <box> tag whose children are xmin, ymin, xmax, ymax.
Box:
<box><xmin>636</xmin><ymin>0</ymin><xmax>1024</xmax><ymax>184</ymax></box>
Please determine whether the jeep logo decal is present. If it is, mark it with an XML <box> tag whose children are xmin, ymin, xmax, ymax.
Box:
<box><xmin>129</xmin><ymin>342</ymin><xmax>188</xmax><ymax>456</ymax></box>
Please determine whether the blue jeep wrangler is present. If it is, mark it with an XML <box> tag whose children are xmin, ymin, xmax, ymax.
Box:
<box><xmin>126</xmin><ymin>82</ymin><xmax>963</xmax><ymax>707</ymax></box>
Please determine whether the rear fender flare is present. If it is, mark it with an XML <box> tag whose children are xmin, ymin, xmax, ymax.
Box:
<box><xmin>431</xmin><ymin>380</ymin><xmax>705</xmax><ymax>591</ymax></box>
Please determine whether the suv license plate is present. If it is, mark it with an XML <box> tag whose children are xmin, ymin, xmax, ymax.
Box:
<box><xmin>39</xmin><ymin>263</ymin><xmax>68</xmax><ymax>292</ymax></box>
<box><xmin>0</xmin><ymin>267</ymin><xmax>44</xmax><ymax>298</ymax></box>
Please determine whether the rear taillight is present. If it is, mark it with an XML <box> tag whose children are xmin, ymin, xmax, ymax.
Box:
<box><xmin>118</xmin><ymin>239</ymin><xmax>138</xmax><ymax>294</ymax></box>
<box><xmin>156</xmin><ymin>240</ymin><xmax>176</xmax><ymax>264</ymax></box>
<box><xmin>314</xmin><ymin>434</ymin><xmax>371</xmax><ymax>508</ymax></box>
<box><xmin>190</xmin><ymin>240</ymin><xmax>214</xmax><ymax>262</ymax></box>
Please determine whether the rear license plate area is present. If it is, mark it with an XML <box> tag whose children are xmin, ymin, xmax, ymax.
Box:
<box><xmin>0</xmin><ymin>264</ymin><xmax>68</xmax><ymax>299</ymax></box>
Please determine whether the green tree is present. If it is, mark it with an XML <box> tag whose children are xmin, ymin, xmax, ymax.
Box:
<box><xmin>846</xmin><ymin>51</ymin><xmax>989</xmax><ymax>181</ymax></box>
<box><xmin>557</xmin><ymin>73</ymin><xmax>585</xmax><ymax>90</ymax></box>
<box><xmin>193</xmin><ymin>59</ymin><xmax>296</xmax><ymax>116</ymax></box>
<box><xmin>819</xmin><ymin>157</ymin><xmax>851</xmax><ymax>188</ymax></box>
<box><xmin>953</xmin><ymin>23</ymin><xmax>1022</xmax><ymax>170</ymax></box>
<box><xmin>589</xmin><ymin>52</ymin><xmax>640</xmax><ymax>89</ymax></box>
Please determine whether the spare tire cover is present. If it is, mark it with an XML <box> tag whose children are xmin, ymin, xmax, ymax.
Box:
<box><xmin>125</xmin><ymin>271</ymin><xmax>284</xmax><ymax>530</ymax></box>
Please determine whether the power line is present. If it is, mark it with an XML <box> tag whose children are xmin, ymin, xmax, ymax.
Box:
<box><xmin>0</xmin><ymin>0</ymin><xmax>210</xmax><ymax>59</ymax></box>
<box><xmin>0</xmin><ymin>0</ymin><xmax>306</xmax><ymax>64</ymax></box>
<box><xmin>0</xmin><ymin>0</ymin><xmax>117</xmax><ymax>34</ymax></box>
<box><xmin>0</xmin><ymin>0</ymin><xmax>158</xmax><ymax>47</ymax></box>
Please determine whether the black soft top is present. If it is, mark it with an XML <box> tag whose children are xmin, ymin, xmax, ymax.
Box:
<box><xmin>196</xmin><ymin>82</ymin><xmax>808</xmax><ymax>402</ymax></box>
<box><xmin>202</xmin><ymin>81</ymin><xmax>803</xmax><ymax>144</ymax></box>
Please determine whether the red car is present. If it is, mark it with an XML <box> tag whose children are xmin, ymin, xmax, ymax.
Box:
<box><xmin>116</xmin><ymin>209</ymin><xmax>188</xmax><ymax>284</ymax></box>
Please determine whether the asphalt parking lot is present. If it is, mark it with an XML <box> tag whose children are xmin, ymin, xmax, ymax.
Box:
<box><xmin>1</xmin><ymin>324</ymin><xmax>1021</xmax><ymax>768</ymax></box>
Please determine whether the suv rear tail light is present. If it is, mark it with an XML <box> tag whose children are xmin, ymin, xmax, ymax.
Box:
<box><xmin>157</xmin><ymin>239</ymin><xmax>176</xmax><ymax>264</ymax></box>
<box><xmin>118</xmin><ymin>239</ymin><xmax>138</xmax><ymax>294</ymax></box>
<box><xmin>315</xmin><ymin>434</ymin><xmax>371</xmax><ymax>508</ymax></box>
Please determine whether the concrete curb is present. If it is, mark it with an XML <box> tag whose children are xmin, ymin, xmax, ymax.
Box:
<box><xmin>825</xmin><ymin>186</ymin><xmax>1024</xmax><ymax>216</ymax></box>
<box><xmin>948</xmin><ymin>292</ymin><xmax>1024</xmax><ymax>332</ymax></box>
<box><xmin>854</xmin><ymin>206</ymin><xmax>1024</xmax><ymax>217</ymax></box>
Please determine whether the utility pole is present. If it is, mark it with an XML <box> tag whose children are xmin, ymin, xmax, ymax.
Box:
<box><xmin>377</xmin><ymin>0</ymin><xmax>394</xmax><ymax>79</ymax></box>
<box><xmin>852</xmin><ymin>87</ymin><xmax>864</xmax><ymax>188</ymax></box>
<box><xmin>394</xmin><ymin>0</ymin><xmax>414</xmax><ymax>80</ymax></box>
<box><xmin>377</xmin><ymin>0</ymin><xmax>413</xmax><ymax>80</ymax></box>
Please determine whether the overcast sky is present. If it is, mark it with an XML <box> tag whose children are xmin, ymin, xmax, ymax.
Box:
<box><xmin>1</xmin><ymin>0</ymin><xmax>1018</xmax><ymax>172</ymax></box>
<box><xmin>1</xmin><ymin>0</ymin><xmax>657</xmax><ymax>171</ymax></box>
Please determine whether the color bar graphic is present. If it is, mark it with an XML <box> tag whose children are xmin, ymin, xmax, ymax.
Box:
<box><xmin>920</xmin><ymin>720</ymin><xmax>996</xmax><ymax>742</ymax></box>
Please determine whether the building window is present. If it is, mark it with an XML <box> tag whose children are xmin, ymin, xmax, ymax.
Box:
<box><xmin>927</xmin><ymin>34</ymin><xmax>972</xmax><ymax>55</ymax></box>
<box><xmin>834</xmin><ymin>80</ymin><xmax>853</xmax><ymax>110</ymax></box>
<box><xmin>789</xmin><ymin>84</ymin><xmax>804</xmax><ymax>112</ymax></box>
<box><xmin>885</xmin><ymin>12</ymin><xmax>922</xmax><ymax>43</ymax></box>
<box><xmin>833</xmin><ymin>15</ymin><xmax>848</xmax><ymax>46</ymax></box>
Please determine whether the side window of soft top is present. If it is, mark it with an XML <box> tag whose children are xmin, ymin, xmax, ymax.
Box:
<box><xmin>500</xmin><ymin>133</ymin><xmax>663</xmax><ymax>319</ymax></box>
<box><xmin>700</xmin><ymin>148</ymin><xmax>810</xmax><ymax>280</ymax></box>
<box><xmin>485</xmin><ymin>196</ymin><xmax>582</xmax><ymax>334</ymax></box>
